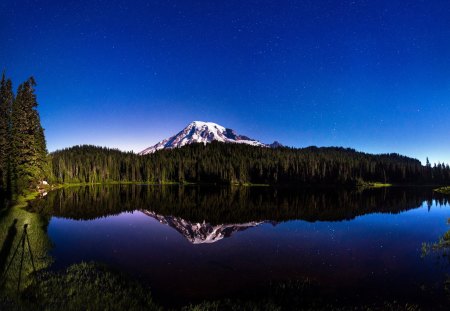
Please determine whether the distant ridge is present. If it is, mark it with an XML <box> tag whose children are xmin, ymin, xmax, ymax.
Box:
<box><xmin>139</xmin><ymin>121</ymin><xmax>281</xmax><ymax>155</ymax></box>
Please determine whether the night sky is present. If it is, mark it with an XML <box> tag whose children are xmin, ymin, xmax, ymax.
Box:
<box><xmin>1</xmin><ymin>0</ymin><xmax>449</xmax><ymax>164</ymax></box>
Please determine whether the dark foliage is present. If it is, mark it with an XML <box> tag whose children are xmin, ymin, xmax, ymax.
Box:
<box><xmin>21</xmin><ymin>262</ymin><xmax>161</xmax><ymax>311</ymax></box>
<box><xmin>51</xmin><ymin>143</ymin><xmax>450</xmax><ymax>185</ymax></box>
<box><xmin>0</xmin><ymin>73</ymin><xmax>49</xmax><ymax>194</ymax></box>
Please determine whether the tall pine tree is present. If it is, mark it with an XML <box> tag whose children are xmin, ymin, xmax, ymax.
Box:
<box><xmin>34</xmin><ymin>102</ymin><xmax>50</xmax><ymax>180</ymax></box>
<box><xmin>11</xmin><ymin>77</ymin><xmax>48</xmax><ymax>192</ymax></box>
<box><xmin>0</xmin><ymin>72</ymin><xmax>14</xmax><ymax>192</ymax></box>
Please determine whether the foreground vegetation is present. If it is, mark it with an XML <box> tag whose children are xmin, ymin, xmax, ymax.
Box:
<box><xmin>1</xmin><ymin>261</ymin><xmax>426</xmax><ymax>311</ymax></box>
<box><xmin>0</xmin><ymin>73</ymin><xmax>52</xmax><ymax>302</ymax></box>
<box><xmin>20</xmin><ymin>262</ymin><xmax>161</xmax><ymax>311</ymax></box>
<box><xmin>434</xmin><ymin>187</ymin><xmax>450</xmax><ymax>195</ymax></box>
<box><xmin>0</xmin><ymin>191</ymin><xmax>52</xmax><ymax>299</ymax></box>
<box><xmin>422</xmin><ymin>226</ymin><xmax>450</xmax><ymax>308</ymax></box>
<box><xmin>422</xmin><ymin>227</ymin><xmax>450</xmax><ymax>258</ymax></box>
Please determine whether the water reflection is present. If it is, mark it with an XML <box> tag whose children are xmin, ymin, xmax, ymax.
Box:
<box><xmin>28</xmin><ymin>185</ymin><xmax>447</xmax><ymax>225</ymax></box>
<box><xmin>26</xmin><ymin>185</ymin><xmax>450</xmax><ymax>307</ymax></box>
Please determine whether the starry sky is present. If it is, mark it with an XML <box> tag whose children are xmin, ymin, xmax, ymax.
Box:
<box><xmin>1</xmin><ymin>0</ymin><xmax>450</xmax><ymax>164</ymax></box>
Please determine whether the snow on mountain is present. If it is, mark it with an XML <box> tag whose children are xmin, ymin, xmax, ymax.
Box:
<box><xmin>142</xmin><ymin>210</ymin><xmax>264</xmax><ymax>244</ymax></box>
<box><xmin>139</xmin><ymin>121</ymin><xmax>281</xmax><ymax>155</ymax></box>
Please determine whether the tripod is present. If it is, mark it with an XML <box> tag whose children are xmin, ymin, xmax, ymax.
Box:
<box><xmin>0</xmin><ymin>224</ymin><xmax>37</xmax><ymax>292</ymax></box>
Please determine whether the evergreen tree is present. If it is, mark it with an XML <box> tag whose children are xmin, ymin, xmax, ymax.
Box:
<box><xmin>0</xmin><ymin>72</ymin><xmax>14</xmax><ymax>191</ymax></box>
<box><xmin>33</xmin><ymin>96</ymin><xmax>50</xmax><ymax>180</ymax></box>
<box><xmin>11</xmin><ymin>77</ymin><xmax>48</xmax><ymax>192</ymax></box>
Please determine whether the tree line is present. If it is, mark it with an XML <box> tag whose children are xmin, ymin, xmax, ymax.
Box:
<box><xmin>51</xmin><ymin>142</ymin><xmax>450</xmax><ymax>186</ymax></box>
<box><xmin>0</xmin><ymin>73</ymin><xmax>49</xmax><ymax>194</ymax></box>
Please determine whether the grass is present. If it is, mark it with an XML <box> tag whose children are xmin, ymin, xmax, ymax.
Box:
<box><xmin>181</xmin><ymin>277</ymin><xmax>421</xmax><ymax>311</ymax></box>
<box><xmin>21</xmin><ymin>262</ymin><xmax>161</xmax><ymax>311</ymax></box>
<box><xmin>369</xmin><ymin>182</ymin><xmax>393</xmax><ymax>188</ymax></box>
<box><xmin>422</xmin><ymin>228</ymin><xmax>450</xmax><ymax>256</ymax></box>
<box><xmin>182</xmin><ymin>301</ymin><xmax>420</xmax><ymax>311</ymax></box>
<box><xmin>231</xmin><ymin>182</ymin><xmax>270</xmax><ymax>187</ymax></box>
<box><xmin>421</xmin><ymin>227</ymin><xmax>450</xmax><ymax>303</ymax></box>
<box><xmin>0</xmin><ymin>190</ymin><xmax>52</xmax><ymax>297</ymax></box>
<box><xmin>434</xmin><ymin>186</ymin><xmax>450</xmax><ymax>195</ymax></box>
<box><xmin>356</xmin><ymin>181</ymin><xmax>393</xmax><ymax>189</ymax></box>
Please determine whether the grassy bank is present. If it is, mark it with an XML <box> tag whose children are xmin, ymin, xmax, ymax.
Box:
<box><xmin>0</xmin><ymin>191</ymin><xmax>52</xmax><ymax>298</ymax></box>
<box><xmin>421</xmin><ymin>226</ymin><xmax>450</xmax><ymax>305</ymax></box>
<box><xmin>231</xmin><ymin>182</ymin><xmax>270</xmax><ymax>187</ymax></box>
<box><xmin>356</xmin><ymin>181</ymin><xmax>393</xmax><ymax>189</ymax></box>
<box><xmin>434</xmin><ymin>186</ymin><xmax>450</xmax><ymax>195</ymax></box>
<box><xmin>422</xmin><ymin>228</ymin><xmax>450</xmax><ymax>256</ymax></box>
<box><xmin>20</xmin><ymin>262</ymin><xmax>161</xmax><ymax>311</ymax></box>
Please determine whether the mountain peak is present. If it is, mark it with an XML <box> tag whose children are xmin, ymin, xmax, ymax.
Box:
<box><xmin>139</xmin><ymin>121</ymin><xmax>279</xmax><ymax>155</ymax></box>
<box><xmin>190</xmin><ymin>120</ymin><xmax>223</xmax><ymax>128</ymax></box>
<box><xmin>269</xmin><ymin>141</ymin><xmax>283</xmax><ymax>148</ymax></box>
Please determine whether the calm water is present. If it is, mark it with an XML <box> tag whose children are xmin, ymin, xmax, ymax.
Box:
<box><xmin>29</xmin><ymin>185</ymin><xmax>450</xmax><ymax>307</ymax></box>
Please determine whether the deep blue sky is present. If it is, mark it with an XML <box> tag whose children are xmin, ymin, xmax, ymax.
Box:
<box><xmin>1</xmin><ymin>0</ymin><xmax>449</xmax><ymax>164</ymax></box>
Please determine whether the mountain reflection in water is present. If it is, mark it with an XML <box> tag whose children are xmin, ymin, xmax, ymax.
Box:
<box><xmin>26</xmin><ymin>185</ymin><xmax>450</xmax><ymax>307</ymax></box>
<box><xmin>143</xmin><ymin>210</ymin><xmax>264</xmax><ymax>244</ymax></box>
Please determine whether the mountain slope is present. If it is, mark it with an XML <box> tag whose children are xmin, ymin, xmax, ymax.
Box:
<box><xmin>139</xmin><ymin>121</ymin><xmax>279</xmax><ymax>155</ymax></box>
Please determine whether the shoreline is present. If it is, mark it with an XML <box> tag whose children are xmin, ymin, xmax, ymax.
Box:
<box><xmin>434</xmin><ymin>186</ymin><xmax>450</xmax><ymax>195</ymax></box>
<box><xmin>46</xmin><ymin>180</ymin><xmax>450</xmax><ymax>189</ymax></box>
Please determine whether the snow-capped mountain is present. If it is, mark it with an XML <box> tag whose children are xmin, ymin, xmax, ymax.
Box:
<box><xmin>139</xmin><ymin>121</ymin><xmax>281</xmax><ymax>155</ymax></box>
<box><xmin>142</xmin><ymin>210</ymin><xmax>264</xmax><ymax>244</ymax></box>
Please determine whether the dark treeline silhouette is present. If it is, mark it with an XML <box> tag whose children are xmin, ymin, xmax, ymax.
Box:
<box><xmin>28</xmin><ymin>184</ymin><xmax>447</xmax><ymax>224</ymax></box>
<box><xmin>0</xmin><ymin>73</ymin><xmax>49</xmax><ymax>194</ymax></box>
<box><xmin>51</xmin><ymin>143</ymin><xmax>450</xmax><ymax>186</ymax></box>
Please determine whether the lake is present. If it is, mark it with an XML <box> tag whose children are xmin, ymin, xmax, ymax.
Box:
<box><xmin>28</xmin><ymin>185</ymin><xmax>450</xmax><ymax>308</ymax></box>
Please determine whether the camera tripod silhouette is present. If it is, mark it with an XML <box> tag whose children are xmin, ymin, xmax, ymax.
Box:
<box><xmin>0</xmin><ymin>223</ymin><xmax>37</xmax><ymax>292</ymax></box>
